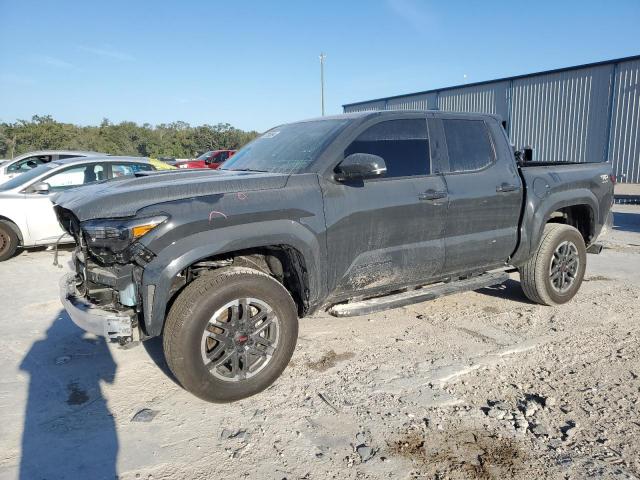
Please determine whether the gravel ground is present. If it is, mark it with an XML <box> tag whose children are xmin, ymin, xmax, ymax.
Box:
<box><xmin>0</xmin><ymin>205</ymin><xmax>638</xmax><ymax>480</ymax></box>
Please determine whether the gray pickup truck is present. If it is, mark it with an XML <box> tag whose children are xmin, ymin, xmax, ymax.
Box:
<box><xmin>54</xmin><ymin>111</ymin><xmax>614</xmax><ymax>402</ymax></box>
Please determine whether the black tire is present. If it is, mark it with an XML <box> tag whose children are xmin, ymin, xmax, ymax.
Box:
<box><xmin>0</xmin><ymin>222</ymin><xmax>19</xmax><ymax>262</ymax></box>
<box><xmin>519</xmin><ymin>223</ymin><xmax>587</xmax><ymax>305</ymax></box>
<box><xmin>163</xmin><ymin>267</ymin><xmax>298</xmax><ymax>403</ymax></box>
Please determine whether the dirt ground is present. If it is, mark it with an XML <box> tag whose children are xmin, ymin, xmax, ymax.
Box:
<box><xmin>0</xmin><ymin>205</ymin><xmax>638</xmax><ymax>480</ymax></box>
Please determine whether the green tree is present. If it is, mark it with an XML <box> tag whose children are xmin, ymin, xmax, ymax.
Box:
<box><xmin>0</xmin><ymin>116</ymin><xmax>258</xmax><ymax>159</ymax></box>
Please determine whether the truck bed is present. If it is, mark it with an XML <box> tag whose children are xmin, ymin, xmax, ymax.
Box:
<box><xmin>511</xmin><ymin>160</ymin><xmax>614</xmax><ymax>265</ymax></box>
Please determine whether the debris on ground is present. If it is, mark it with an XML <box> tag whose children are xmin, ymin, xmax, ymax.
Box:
<box><xmin>131</xmin><ymin>408</ymin><xmax>159</xmax><ymax>423</ymax></box>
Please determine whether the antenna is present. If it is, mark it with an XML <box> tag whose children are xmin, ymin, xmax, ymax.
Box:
<box><xmin>319</xmin><ymin>53</ymin><xmax>326</xmax><ymax>116</ymax></box>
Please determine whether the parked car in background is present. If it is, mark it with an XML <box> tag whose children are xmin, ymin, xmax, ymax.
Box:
<box><xmin>0</xmin><ymin>150</ymin><xmax>106</xmax><ymax>185</ymax></box>
<box><xmin>175</xmin><ymin>149</ymin><xmax>236</xmax><ymax>170</ymax></box>
<box><xmin>0</xmin><ymin>156</ymin><xmax>156</xmax><ymax>261</ymax></box>
<box><xmin>156</xmin><ymin>157</ymin><xmax>178</xmax><ymax>167</ymax></box>
<box><xmin>148</xmin><ymin>158</ymin><xmax>178</xmax><ymax>170</ymax></box>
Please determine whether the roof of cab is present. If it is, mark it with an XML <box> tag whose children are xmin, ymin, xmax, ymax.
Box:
<box><xmin>12</xmin><ymin>149</ymin><xmax>106</xmax><ymax>159</ymax></box>
<box><xmin>297</xmin><ymin>109</ymin><xmax>503</xmax><ymax>124</ymax></box>
<box><xmin>54</xmin><ymin>155</ymin><xmax>151</xmax><ymax>166</ymax></box>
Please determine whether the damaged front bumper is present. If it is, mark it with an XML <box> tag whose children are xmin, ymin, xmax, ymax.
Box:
<box><xmin>60</xmin><ymin>273</ymin><xmax>137</xmax><ymax>342</ymax></box>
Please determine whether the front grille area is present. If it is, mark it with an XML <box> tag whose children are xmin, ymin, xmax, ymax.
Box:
<box><xmin>73</xmin><ymin>247</ymin><xmax>137</xmax><ymax>309</ymax></box>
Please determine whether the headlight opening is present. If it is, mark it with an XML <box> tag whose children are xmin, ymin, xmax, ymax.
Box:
<box><xmin>82</xmin><ymin>215</ymin><xmax>168</xmax><ymax>254</ymax></box>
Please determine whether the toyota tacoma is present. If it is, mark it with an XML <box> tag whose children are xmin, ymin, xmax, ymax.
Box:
<box><xmin>54</xmin><ymin>111</ymin><xmax>614</xmax><ymax>402</ymax></box>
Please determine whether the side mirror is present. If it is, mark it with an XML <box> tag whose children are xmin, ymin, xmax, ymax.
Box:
<box><xmin>30</xmin><ymin>181</ymin><xmax>51</xmax><ymax>194</ymax></box>
<box><xmin>335</xmin><ymin>153</ymin><xmax>387</xmax><ymax>181</ymax></box>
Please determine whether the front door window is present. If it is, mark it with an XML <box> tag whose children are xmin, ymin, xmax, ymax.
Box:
<box><xmin>43</xmin><ymin>164</ymin><xmax>105</xmax><ymax>191</ymax></box>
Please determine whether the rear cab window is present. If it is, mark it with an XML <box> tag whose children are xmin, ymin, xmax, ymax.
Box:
<box><xmin>344</xmin><ymin>118</ymin><xmax>430</xmax><ymax>178</ymax></box>
<box><xmin>442</xmin><ymin>119</ymin><xmax>495</xmax><ymax>172</ymax></box>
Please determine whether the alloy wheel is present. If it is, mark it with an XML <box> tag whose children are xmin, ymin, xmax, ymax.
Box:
<box><xmin>549</xmin><ymin>240</ymin><xmax>580</xmax><ymax>294</ymax></box>
<box><xmin>201</xmin><ymin>297</ymin><xmax>280</xmax><ymax>382</ymax></box>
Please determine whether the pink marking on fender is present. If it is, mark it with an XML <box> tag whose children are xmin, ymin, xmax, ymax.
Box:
<box><xmin>208</xmin><ymin>211</ymin><xmax>228</xmax><ymax>222</ymax></box>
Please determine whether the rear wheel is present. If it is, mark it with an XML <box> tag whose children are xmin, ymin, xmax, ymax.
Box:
<box><xmin>0</xmin><ymin>222</ymin><xmax>19</xmax><ymax>262</ymax></box>
<box><xmin>163</xmin><ymin>267</ymin><xmax>298</xmax><ymax>402</ymax></box>
<box><xmin>519</xmin><ymin>223</ymin><xmax>586</xmax><ymax>305</ymax></box>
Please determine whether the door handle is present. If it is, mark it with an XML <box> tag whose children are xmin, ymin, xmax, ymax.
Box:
<box><xmin>418</xmin><ymin>190</ymin><xmax>448</xmax><ymax>201</ymax></box>
<box><xmin>496</xmin><ymin>183</ymin><xmax>518</xmax><ymax>193</ymax></box>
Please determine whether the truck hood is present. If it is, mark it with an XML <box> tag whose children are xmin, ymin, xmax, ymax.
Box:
<box><xmin>53</xmin><ymin>169</ymin><xmax>289</xmax><ymax>221</ymax></box>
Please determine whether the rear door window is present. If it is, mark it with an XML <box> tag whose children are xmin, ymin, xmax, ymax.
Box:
<box><xmin>344</xmin><ymin>119</ymin><xmax>430</xmax><ymax>178</ymax></box>
<box><xmin>442</xmin><ymin>119</ymin><xmax>494</xmax><ymax>172</ymax></box>
<box><xmin>110</xmin><ymin>163</ymin><xmax>154</xmax><ymax>178</ymax></box>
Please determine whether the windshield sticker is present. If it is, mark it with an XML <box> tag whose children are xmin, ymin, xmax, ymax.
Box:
<box><xmin>261</xmin><ymin>131</ymin><xmax>280</xmax><ymax>139</ymax></box>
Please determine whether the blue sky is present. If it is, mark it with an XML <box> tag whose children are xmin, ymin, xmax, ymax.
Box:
<box><xmin>1</xmin><ymin>0</ymin><xmax>638</xmax><ymax>132</ymax></box>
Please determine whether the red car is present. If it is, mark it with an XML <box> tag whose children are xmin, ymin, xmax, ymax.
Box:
<box><xmin>175</xmin><ymin>149</ymin><xmax>236</xmax><ymax>170</ymax></box>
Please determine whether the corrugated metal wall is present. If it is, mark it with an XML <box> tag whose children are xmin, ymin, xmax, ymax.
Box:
<box><xmin>438</xmin><ymin>81</ymin><xmax>510</xmax><ymax>117</ymax></box>
<box><xmin>343</xmin><ymin>99</ymin><xmax>387</xmax><ymax>112</ymax></box>
<box><xmin>609</xmin><ymin>59</ymin><xmax>640</xmax><ymax>183</ymax></box>
<box><xmin>509</xmin><ymin>64</ymin><xmax>612</xmax><ymax>164</ymax></box>
<box><xmin>343</xmin><ymin>57</ymin><xmax>640</xmax><ymax>183</ymax></box>
<box><xmin>386</xmin><ymin>92</ymin><xmax>438</xmax><ymax>110</ymax></box>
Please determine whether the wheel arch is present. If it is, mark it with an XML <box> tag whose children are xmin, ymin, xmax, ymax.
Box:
<box><xmin>140</xmin><ymin>221</ymin><xmax>323</xmax><ymax>337</ymax></box>
<box><xmin>511</xmin><ymin>189</ymin><xmax>598</xmax><ymax>266</ymax></box>
<box><xmin>204</xmin><ymin>245</ymin><xmax>312</xmax><ymax>316</ymax></box>
<box><xmin>545</xmin><ymin>204</ymin><xmax>595</xmax><ymax>245</ymax></box>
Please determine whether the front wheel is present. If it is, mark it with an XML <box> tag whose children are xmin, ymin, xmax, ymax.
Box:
<box><xmin>0</xmin><ymin>222</ymin><xmax>19</xmax><ymax>262</ymax></box>
<box><xmin>163</xmin><ymin>267</ymin><xmax>298</xmax><ymax>402</ymax></box>
<box><xmin>519</xmin><ymin>223</ymin><xmax>587</xmax><ymax>305</ymax></box>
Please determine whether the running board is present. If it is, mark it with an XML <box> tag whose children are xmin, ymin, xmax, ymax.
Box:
<box><xmin>328</xmin><ymin>271</ymin><xmax>510</xmax><ymax>317</ymax></box>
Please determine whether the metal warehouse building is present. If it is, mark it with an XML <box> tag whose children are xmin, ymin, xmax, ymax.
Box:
<box><xmin>343</xmin><ymin>55</ymin><xmax>640</xmax><ymax>184</ymax></box>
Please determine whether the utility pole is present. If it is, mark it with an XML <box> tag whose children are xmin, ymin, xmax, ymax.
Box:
<box><xmin>319</xmin><ymin>52</ymin><xmax>326</xmax><ymax>116</ymax></box>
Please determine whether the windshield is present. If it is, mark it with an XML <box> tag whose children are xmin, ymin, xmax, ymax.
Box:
<box><xmin>221</xmin><ymin>119</ymin><xmax>348</xmax><ymax>174</ymax></box>
<box><xmin>0</xmin><ymin>163</ymin><xmax>58</xmax><ymax>192</ymax></box>
<box><xmin>196</xmin><ymin>151</ymin><xmax>213</xmax><ymax>161</ymax></box>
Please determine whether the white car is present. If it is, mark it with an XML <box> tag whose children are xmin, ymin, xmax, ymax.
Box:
<box><xmin>0</xmin><ymin>150</ymin><xmax>106</xmax><ymax>185</ymax></box>
<box><xmin>0</xmin><ymin>156</ymin><xmax>156</xmax><ymax>261</ymax></box>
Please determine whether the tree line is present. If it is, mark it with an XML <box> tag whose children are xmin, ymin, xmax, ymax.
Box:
<box><xmin>0</xmin><ymin>115</ymin><xmax>259</xmax><ymax>159</ymax></box>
